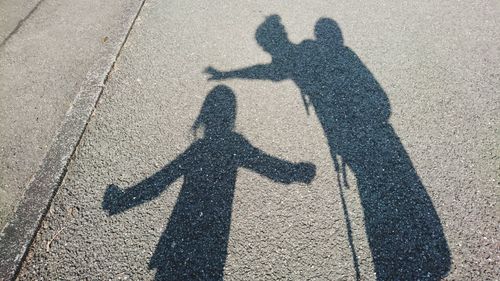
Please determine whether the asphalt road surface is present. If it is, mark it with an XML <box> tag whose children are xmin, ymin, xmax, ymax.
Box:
<box><xmin>0</xmin><ymin>0</ymin><xmax>140</xmax><ymax>229</ymax></box>
<box><xmin>18</xmin><ymin>0</ymin><xmax>498</xmax><ymax>280</ymax></box>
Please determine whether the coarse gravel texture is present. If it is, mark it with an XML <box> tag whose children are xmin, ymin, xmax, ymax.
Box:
<box><xmin>19</xmin><ymin>0</ymin><xmax>499</xmax><ymax>280</ymax></box>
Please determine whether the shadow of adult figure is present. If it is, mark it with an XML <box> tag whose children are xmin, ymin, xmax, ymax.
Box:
<box><xmin>206</xmin><ymin>16</ymin><xmax>451</xmax><ymax>280</ymax></box>
<box><xmin>103</xmin><ymin>85</ymin><xmax>316</xmax><ymax>280</ymax></box>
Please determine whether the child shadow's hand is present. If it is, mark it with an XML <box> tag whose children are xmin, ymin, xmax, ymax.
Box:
<box><xmin>102</xmin><ymin>184</ymin><xmax>125</xmax><ymax>216</ymax></box>
<box><xmin>293</xmin><ymin>162</ymin><xmax>316</xmax><ymax>184</ymax></box>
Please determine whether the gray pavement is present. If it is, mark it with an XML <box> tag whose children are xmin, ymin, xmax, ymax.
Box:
<box><xmin>0</xmin><ymin>0</ymin><xmax>140</xmax><ymax>228</ymax></box>
<box><xmin>14</xmin><ymin>0</ymin><xmax>500</xmax><ymax>280</ymax></box>
<box><xmin>0</xmin><ymin>0</ymin><xmax>40</xmax><ymax>44</ymax></box>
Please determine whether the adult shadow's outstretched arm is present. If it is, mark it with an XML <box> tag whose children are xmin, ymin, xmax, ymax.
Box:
<box><xmin>102</xmin><ymin>153</ymin><xmax>186</xmax><ymax>215</ymax></box>
<box><xmin>205</xmin><ymin>63</ymin><xmax>285</xmax><ymax>81</ymax></box>
<box><xmin>238</xmin><ymin>136</ymin><xmax>315</xmax><ymax>184</ymax></box>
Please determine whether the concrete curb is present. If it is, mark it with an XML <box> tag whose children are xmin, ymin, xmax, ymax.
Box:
<box><xmin>0</xmin><ymin>1</ymin><xmax>146</xmax><ymax>279</ymax></box>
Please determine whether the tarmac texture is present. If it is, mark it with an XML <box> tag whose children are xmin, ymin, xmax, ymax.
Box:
<box><xmin>15</xmin><ymin>0</ymin><xmax>499</xmax><ymax>280</ymax></box>
<box><xmin>0</xmin><ymin>0</ymin><xmax>140</xmax><ymax>228</ymax></box>
<box><xmin>0</xmin><ymin>0</ymin><xmax>40</xmax><ymax>43</ymax></box>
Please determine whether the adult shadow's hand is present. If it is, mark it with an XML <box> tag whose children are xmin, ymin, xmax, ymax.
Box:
<box><xmin>204</xmin><ymin>66</ymin><xmax>225</xmax><ymax>81</ymax></box>
<box><xmin>292</xmin><ymin>162</ymin><xmax>316</xmax><ymax>184</ymax></box>
<box><xmin>102</xmin><ymin>184</ymin><xmax>125</xmax><ymax>216</ymax></box>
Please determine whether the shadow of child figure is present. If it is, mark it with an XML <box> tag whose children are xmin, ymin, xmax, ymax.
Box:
<box><xmin>206</xmin><ymin>16</ymin><xmax>450</xmax><ymax>280</ymax></box>
<box><xmin>103</xmin><ymin>85</ymin><xmax>316</xmax><ymax>280</ymax></box>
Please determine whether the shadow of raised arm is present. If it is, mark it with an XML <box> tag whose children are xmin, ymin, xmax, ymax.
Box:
<box><xmin>205</xmin><ymin>63</ymin><xmax>285</xmax><ymax>82</ymax></box>
<box><xmin>238</xmin><ymin>135</ymin><xmax>315</xmax><ymax>184</ymax></box>
<box><xmin>102</xmin><ymin>154</ymin><xmax>186</xmax><ymax>215</ymax></box>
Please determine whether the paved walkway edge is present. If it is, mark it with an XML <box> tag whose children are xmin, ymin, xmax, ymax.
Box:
<box><xmin>0</xmin><ymin>0</ymin><xmax>45</xmax><ymax>48</ymax></box>
<box><xmin>0</xmin><ymin>1</ymin><xmax>146</xmax><ymax>279</ymax></box>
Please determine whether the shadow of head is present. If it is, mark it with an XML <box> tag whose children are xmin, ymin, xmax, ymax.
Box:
<box><xmin>192</xmin><ymin>85</ymin><xmax>236</xmax><ymax>137</ymax></box>
<box><xmin>255</xmin><ymin>15</ymin><xmax>290</xmax><ymax>56</ymax></box>
<box><xmin>255</xmin><ymin>15</ymin><xmax>344</xmax><ymax>56</ymax></box>
<box><xmin>315</xmin><ymin>18</ymin><xmax>344</xmax><ymax>47</ymax></box>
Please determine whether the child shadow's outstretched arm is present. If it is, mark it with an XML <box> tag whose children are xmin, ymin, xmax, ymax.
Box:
<box><xmin>238</xmin><ymin>136</ymin><xmax>315</xmax><ymax>184</ymax></box>
<box><xmin>103</xmin><ymin>153</ymin><xmax>187</xmax><ymax>215</ymax></box>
